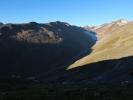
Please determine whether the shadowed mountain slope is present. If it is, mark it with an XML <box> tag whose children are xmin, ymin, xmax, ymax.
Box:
<box><xmin>0</xmin><ymin>21</ymin><xmax>96</xmax><ymax>82</ymax></box>
<box><xmin>64</xmin><ymin>56</ymin><xmax>133</xmax><ymax>84</ymax></box>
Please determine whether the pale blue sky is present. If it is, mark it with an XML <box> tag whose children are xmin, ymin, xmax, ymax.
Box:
<box><xmin>0</xmin><ymin>0</ymin><xmax>133</xmax><ymax>26</ymax></box>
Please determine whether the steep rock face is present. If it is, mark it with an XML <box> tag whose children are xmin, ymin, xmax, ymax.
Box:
<box><xmin>0</xmin><ymin>21</ymin><xmax>96</xmax><ymax>81</ymax></box>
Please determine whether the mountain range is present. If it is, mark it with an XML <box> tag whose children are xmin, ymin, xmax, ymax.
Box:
<box><xmin>1</xmin><ymin>19</ymin><xmax>133</xmax><ymax>84</ymax></box>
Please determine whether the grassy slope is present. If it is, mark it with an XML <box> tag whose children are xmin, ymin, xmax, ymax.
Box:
<box><xmin>96</xmin><ymin>22</ymin><xmax>121</xmax><ymax>39</ymax></box>
<box><xmin>68</xmin><ymin>23</ymin><xmax>133</xmax><ymax>69</ymax></box>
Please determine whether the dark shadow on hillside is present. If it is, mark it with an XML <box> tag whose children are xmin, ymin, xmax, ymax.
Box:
<box><xmin>63</xmin><ymin>56</ymin><xmax>133</xmax><ymax>84</ymax></box>
<box><xmin>0</xmin><ymin>22</ymin><xmax>97</xmax><ymax>84</ymax></box>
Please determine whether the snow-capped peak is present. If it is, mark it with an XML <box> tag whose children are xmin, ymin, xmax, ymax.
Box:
<box><xmin>113</xmin><ymin>19</ymin><xmax>128</xmax><ymax>26</ymax></box>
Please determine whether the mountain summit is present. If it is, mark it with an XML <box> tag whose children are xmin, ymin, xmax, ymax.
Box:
<box><xmin>113</xmin><ymin>19</ymin><xmax>128</xmax><ymax>25</ymax></box>
<box><xmin>84</xmin><ymin>19</ymin><xmax>129</xmax><ymax>39</ymax></box>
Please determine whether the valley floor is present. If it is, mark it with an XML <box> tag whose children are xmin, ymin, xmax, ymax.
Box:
<box><xmin>0</xmin><ymin>81</ymin><xmax>133</xmax><ymax>100</ymax></box>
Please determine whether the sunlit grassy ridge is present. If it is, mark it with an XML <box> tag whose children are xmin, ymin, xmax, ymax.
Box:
<box><xmin>68</xmin><ymin>22</ymin><xmax>133</xmax><ymax>69</ymax></box>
